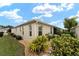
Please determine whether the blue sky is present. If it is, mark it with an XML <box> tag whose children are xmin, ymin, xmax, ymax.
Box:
<box><xmin>0</xmin><ymin>3</ymin><xmax>79</xmax><ymax>28</ymax></box>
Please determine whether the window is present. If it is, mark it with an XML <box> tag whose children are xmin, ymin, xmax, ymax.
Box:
<box><xmin>38</xmin><ymin>25</ymin><xmax>42</xmax><ymax>36</ymax></box>
<box><xmin>30</xmin><ymin>31</ymin><xmax>32</xmax><ymax>36</ymax></box>
<box><xmin>29</xmin><ymin>25</ymin><xmax>32</xmax><ymax>36</ymax></box>
<box><xmin>20</xmin><ymin>26</ymin><xmax>24</xmax><ymax>35</ymax></box>
<box><xmin>20</xmin><ymin>27</ymin><xmax>21</xmax><ymax>32</ymax></box>
<box><xmin>50</xmin><ymin>27</ymin><xmax>52</xmax><ymax>34</ymax></box>
<box><xmin>22</xmin><ymin>26</ymin><xmax>24</xmax><ymax>35</ymax></box>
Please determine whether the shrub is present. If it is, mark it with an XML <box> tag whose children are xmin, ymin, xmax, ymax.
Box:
<box><xmin>63</xmin><ymin>30</ymin><xmax>76</xmax><ymax>37</ymax></box>
<box><xmin>29</xmin><ymin>36</ymin><xmax>48</xmax><ymax>55</ymax></box>
<box><xmin>10</xmin><ymin>33</ymin><xmax>16</xmax><ymax>37</ymax></box>
<box><xmin>45</xmin><ymin>34</ymin><xmax>53</xmax><ymax>41</ymax></box>
<box><xmin>50</xmin><ymin>34</ymin><xmax>79</xmax><ymax>56</ymax></box>
<box><xmin>7</xmin><ymin>28</ymin><xmax>11</xmax><ymax>33</ymax></box>
<box><xmin>15</xmin><ymin>35</ymin><xmax>23</xmax><ymax>40</ymax></box>
<box><xmin>9</xmin><ymin>33</ymin><xmax>22</xmax><ymax>40</ymax></box>
<box><xmin>0</xmin><ymin>32</ymin><xmax>4</xmax><ymax>37</ymax></box>
<box><xmin>0</xmin><ymin>35</ymin><xmax>25</xmax><ymax>56</ymax></box>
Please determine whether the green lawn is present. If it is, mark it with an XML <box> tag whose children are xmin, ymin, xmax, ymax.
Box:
<box><xmin>0</xmin><ymin>35</ymin><xmax>25</xmax><ymax>56</ymax></box>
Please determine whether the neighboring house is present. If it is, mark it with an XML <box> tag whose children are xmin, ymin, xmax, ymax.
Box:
<box><xmin>0</xmin><ymin>27</ymin><xmax>9</xmax><ymax>33</ymax></box>
<box><xmin>0</xmin><ymin>27</ymin><xmax>10</xmax><ymax>35</ymax></box>
<box><xmin>0</xmin><ymin>25</ymin><xmax>13</xmax><ymax>33</ymax></box>
<box><xmin>12</xmin><ymin>20</ymin><xmax>54</xmax><ymax>40</ymax></box>
<box><xmin>73</xmin><ymin>25</ymin><xmax>79</xmax><ymax>38</ymax></box>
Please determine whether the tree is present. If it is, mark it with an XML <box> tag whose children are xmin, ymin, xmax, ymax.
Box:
<box><xmin>5</xmin><ymin>25</ymin><xmax>14</xmax><ymax>28</ymax></box>
<box><xmin>7</xmin><ymin>28</ymin><xmax>11</xmax><ymax>33</ymax></box>
<box><xmin>64</xmin><ymin>17</ymin><xmax>78</xmax><ymax>32</ymax></box>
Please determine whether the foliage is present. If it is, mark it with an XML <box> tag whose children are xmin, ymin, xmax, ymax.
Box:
<box><xmin>64</xmin><ymin>17</ymin><xmax>78</xmax><ymax>37</ymax></box>
<box><xmin>9</xmin><ymin>33</ymin><xmax>23</xmax><ymax>40</ymax></box>
<box><xmin>0</xmin><ymin>32</ymin><xmax>4</xmax><ymax>37</ymax></box>
<box><xmin>0</xmin><ymin>25</ymin><xmax>5</xmax><ymax>28</ymax></box>
<box><xmin>10</xmin><ymin>33</ymin><xmax>16</xmax><ymax>37</ymax></box>
<box><xmin>15</xmin><ymin>35</ymin><xmax>23</xmax><ymax>40</ymax></box>
<box><xmin>45</xmin><ymin>34</ymin><xmax>53</xmax><ymax>41</ymax></box>
<box><xmin>64</xmin><ymin>17</ymin><xmax>77</xmax><ymax>32</ymax></box>
<box><xmin>7</xmin><ymin>28</ymin><xmax>11</xmax><ymax>33</ymax></box>
<box><xmin>0</xmin><ymin>35</ymin><xmax>25</xmax><ymax>56</ymax></box>
<box><xmin>29</xmin><ymin>36</ymin><xmax>49</xmax><ymax>55</ymax></box>
<box><xmin>4</xmin><ymin>25</ymin><xmax>14</xmax><ymax>28</ymax></box>
<box><xmin>0</xmin><ymin>25</ymin><xmax>14</xmax><ymax>28</ymax></box>
<box><xmin>63</xmin><ymin>29</ymin><xmax>76</xmax><ymax>37</ymax></box>
<box><xmin>50</xmin><ymin>34</ymin><xmax>79</xmax><ymax>56</ymax></box>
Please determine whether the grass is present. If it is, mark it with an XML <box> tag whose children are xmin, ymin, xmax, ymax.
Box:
<box><xmin>0</xmin><ymin>35</ymin><xmax>25</xmax><ymax>56</ymax></box>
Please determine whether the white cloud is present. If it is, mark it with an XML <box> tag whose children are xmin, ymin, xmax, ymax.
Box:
<box><xmin>0</xmin><ymin>9</ymin><xmax>22</xmax><ymax>19</ymax></box>
<box><xmin>67</xmin><ymin>4</ymin><xmax>74</xmax><ymax>10</ymax></box>
<box><xmin>32</xmin><ymin>4</ymin><xmax>54</xmax><ymax>18</ymax></box>
<box><xmin>32</xmin><ymin>13</ymin><xmax>53</xmax><ymax>20</ymax></box>
<box><xmin>50</xmin><ymin>20</ymin><xmax>64</xmax><ymax>28</ymax></box>
<box><xmin>60</xmin><ymin>3</ymin><xmax>74</xmax><ymax>10</ymax></box>
<box><xmin>32</xmin><ymin>16</ymin><xmax>41</xmax><ymax>19</ymax></box>
<box><xmin>76</xmin><ymin>11</ymin><xmax>79</xmax><ymax>17</ymax></box>
<box><xmin>68</xmin><ymin>15</ymin><xmax>75</xmax><ymax>19</ymax></box>
<box><xmin>32</xmin><ymin>3</ymin><xmax>63</xmax><ymax>14</ymax></box>
<box><xmin>0</xmin><ymin>9</ymin><xmax>26</xmax><ymax>23</ymax></box>
<box><xmin>68</xmin><ymin>11</ymin><xmax>79</xmax><ymax>22</ymax></box>
<box><xmin>15</xmin><ymin>19</ymin><xmax>27</xmax><ymax>23</ymax></box>
<box><xmin>0</xmin><ymin>2</ymin><xmax>12</xmax><ymax>8</ymax></box>
<box><xmin>75</xmin><ymin>11</ymin><xmax>79</xmax><ymax>22</ymax></box>
<box><xmin>32</xmin><ymin>3</ymin><xmax>74</xmax><ymax>18</ymax></box>
<box><xmin>42</xmin><ymin>13</ymin><xmax>53</xmax><ymax>17</ymax></box>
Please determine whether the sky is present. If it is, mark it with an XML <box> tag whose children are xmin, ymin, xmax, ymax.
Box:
<box><xmin>0</xmin><ymin>3</ymin><xmax>79</xmax><ymax>28</ymax></box>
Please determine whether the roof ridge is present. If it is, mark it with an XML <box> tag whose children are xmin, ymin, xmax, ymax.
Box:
<box><xmin>14</xmin><ymin>19</ymin><xmax>55</xmax><ymax>28</ymax></box>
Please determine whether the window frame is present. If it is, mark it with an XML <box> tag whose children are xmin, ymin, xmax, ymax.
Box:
<box><xmin>29</xmin><ymin>25</ymin><xmax>32</xmax><ymax>36</ymax></box>
<box><xmin>38</xmin><ymin>25</ymin><xmax>42</xmax><ymax>36</ymax></box>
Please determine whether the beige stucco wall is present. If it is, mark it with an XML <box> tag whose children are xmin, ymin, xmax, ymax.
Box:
<box><xmin>23</xmin><ymin>23</ymin><xmax>37</xmax><ymax>40</ymax></box>
<box><xmin>12</xmin><ymin>23</ymin><xmax>37</xmax><ymax>40</ymax></box>
<box><xmin>36</xmin><ymin>23</ymin><xmax>54</xmax><ymax>36</ymax></box>
<box><xmin>12</xmin><ymin>22</ymin><xmax>54</xmax><ymax>40</ymax></box>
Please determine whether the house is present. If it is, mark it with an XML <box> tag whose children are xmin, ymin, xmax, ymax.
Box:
<box><xmin>12</xmin><ymin>20</ymin><xmax>54</xmax><ymax>40</ymax></box>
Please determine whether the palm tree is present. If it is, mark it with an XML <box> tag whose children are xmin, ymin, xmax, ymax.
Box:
<box><xmin>64</xmin><ymin>17</ymin><xmax>78</xmax><ymax>32</ymax></box>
